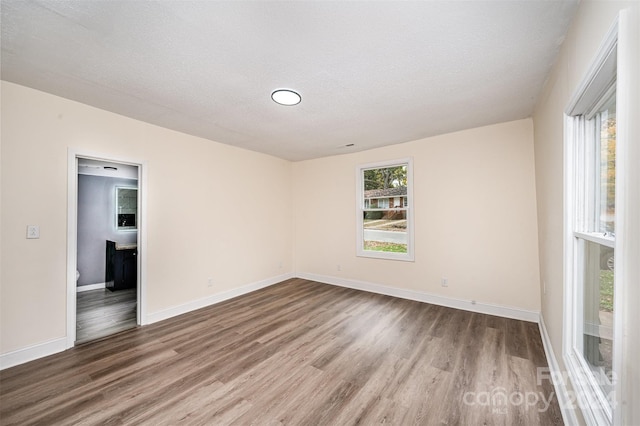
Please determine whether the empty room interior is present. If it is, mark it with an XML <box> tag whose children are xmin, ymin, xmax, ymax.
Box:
<box><xmin>1</xmin><ymin>1</ymin><xmax>639</xmax><ymax>425</ymax></box>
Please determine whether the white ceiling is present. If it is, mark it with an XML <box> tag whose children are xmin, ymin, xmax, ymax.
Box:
<box><xmin>1</xmin><ymin>0</ymin><xmax>578</xmax><ymax>161</ymax></box>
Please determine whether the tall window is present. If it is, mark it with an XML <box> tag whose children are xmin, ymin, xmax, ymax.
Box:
<box><xmin>575</xmin><ymin>90</ymin><xmax>616</xmax><ymax>402</ymax></box>
<box><xmin>565</xmin><ymin>26</ymin><xmax>618</xmax><ymax>425</ymax></box>
<box><xmin>356</xmin><ymin>158</ymin><xmax>414</xmax><ymax>261</ymax></box>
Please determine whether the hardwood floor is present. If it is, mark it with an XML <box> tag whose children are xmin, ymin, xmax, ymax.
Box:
<box><xmin>0</xmin><ymin>279</ymin><xmax>562</xmax><ymax>425</ymax></box>
<box><xmin>76</xmin><ymin>288</ymin><xmax>137</xmax><ymax>344</ymax></box>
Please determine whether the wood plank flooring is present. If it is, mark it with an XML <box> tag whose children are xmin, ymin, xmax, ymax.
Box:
<box><xmin>0</xmin><ymin>279</ymin><xmax>563</xmax><ymax>425</ymax></box>
<box><xmin>76</xmin><ymin>288</ymin><xmax>137</xmax><ymax>344</ymax></box>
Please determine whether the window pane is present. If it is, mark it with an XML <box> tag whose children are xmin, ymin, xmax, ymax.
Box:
<box><xmin>363</xmin><ymin>210</ymin><xmax>407</xmax><ymax>253</ymax></box>
<box><xmin>598</xmin><ymin>96</ymin><xmax>616</xmax><ymax>234</ymax></box>
<box><xmin>363</xmin><ymin>166</ymin><xmax>408</xmax><ymax>205</ymax></box>
<box><xmin>362</xmin><ymin>165</ymin><xmax>408</xmax><ymax>254</ymax></box>
<box><xmin>581</xmin><ymin>239</ymin><xmax>614</xmax><ymax>395</ymax></box>
<box><xmin>358</xmin><ymin>160</ymin><xmax>412</xmax><ymax>261</ymax></box>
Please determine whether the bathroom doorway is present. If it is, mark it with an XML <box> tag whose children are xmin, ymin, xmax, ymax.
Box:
<box><xmin>66</xmin><ymin>151</ymin><xmax>146</xmax><ymax>346</ymax></box>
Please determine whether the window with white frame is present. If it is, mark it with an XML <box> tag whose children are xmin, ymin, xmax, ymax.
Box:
<box><xmin>356</xmin><ymin>158</ymin><xmax>414</xmax><ymax>261</ymax></box>
<box><xmin>564</xmin><ymin>23</ymin><xmax>619</xmax><ymax>425</ymax></box>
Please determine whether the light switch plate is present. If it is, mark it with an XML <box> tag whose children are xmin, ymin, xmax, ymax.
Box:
<box><xmin>27</xmin><ymin>225</ymin><xmax>40</xmax><ymax>239</ymax></box>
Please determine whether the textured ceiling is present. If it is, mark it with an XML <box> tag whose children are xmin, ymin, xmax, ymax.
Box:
<box><xmin>1</xmin><ymin>0</ymin><xmax>578</xmax><ymax>161</ymax></box>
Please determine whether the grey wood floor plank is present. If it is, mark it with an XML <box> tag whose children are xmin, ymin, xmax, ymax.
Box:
<box><xmin>0</xmin><ymin>278</ymin><xmax>562</xmax><ymax>425</ymax></box>
<box><xmin>76</xmin><ymin>288</ymin><xmax>137</xmax><ymax>344</ymax></box>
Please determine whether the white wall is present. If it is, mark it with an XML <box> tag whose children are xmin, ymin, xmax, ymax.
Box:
<box><xmin>293</xmin><ymin>119</ymin><xmax>541</xmax><ymax>314</ymax></box>
<box><xmin>0</xmin><ymin>83</ymin><xmax>543</xmax><ymax>361</ymax></box>
<box><xmin>533</xmin><ymin>1</ymin><xmax>640</xmax><ymax>424</ymax></box>
<box><xmin>0</xmin><ymin>81</ymin><xmax>293</xmax><ymax>355</ymax></box>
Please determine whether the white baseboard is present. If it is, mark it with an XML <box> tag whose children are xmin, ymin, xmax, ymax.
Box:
<box><xmin>538</xmin><ymin>315</ymin><xmax>578</xmax><ymax>426</ymax></box>
<box><xmin>1</xmin><ymin>273</ymin><xmax>294</xmax><ymax>370</ymax></box>
<box><xmin>0</xmin><ymin>337</ymin><xmax>67</xmax><ymax>370</ymax></box>
<box><xmin>146</xmin><ymin>272</ymin><xmax>295</xmax><ymax>324</ymax></box>
<box><xmin>297</xmin><ymin>272</ymin><xmax>540</xmax><ymax>323</ymax></box>
<box><xmin>1</xmin><ymin>272</ymin><xmax>540</xmax><ymax>371</ymax></box>
<box><xmin>76</xmin><ymin>282</ymin><xmax>106</xmax><ymax>292</ymax></box>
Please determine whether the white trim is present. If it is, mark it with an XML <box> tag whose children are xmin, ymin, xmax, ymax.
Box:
<box><xmin>67</xmin><ymin>149</ymin><xmax>148</xmax><ymax>345</ymax></box>
<box><xmin>539</xmin><ymin>315</ymin><xmax>579</xmax><ymax>426</ymax></box>
<box><xmin>563</xmin><ymin>16</ymin><xmax>621</xmax><ymax>426</ymax></box>
<box><xmin>76</xmin><ymin>283</ymin><xmax>106</xmax><ymax>292</ymax></box>
<box><xmin>2</xmin><ymin>273</ymin><xmax>292</xmax><ymax>369</ymax></box>
<box><xmin>614</xmin><ymin>7</ymin><xmax>640</xmax><ymax>425</ymax></box>
<box><xmin>66</xmin><ymin>152</ymin><xmax>78</xmax><ymax>349</ymax></box>
<box><xmin>0</xmin><ymin>337</ymin><xmax>67</xmax><ymax>370</ymax></box>
<box><xmin>563</xmin><ymin>113</ymin><xmax>575</xmax><ymax>365</ymax></box>
<box><xmin>146</xmin><ymin>273</ymin><xmax>294</xmax><ymax>324</ymax></box>
<box><xmin>364</xmin><ymin>197</ymin><xmax>408</xmax><ymax>202</ymax></box>
<box><xmin>573</xmin><ymin>231</ymin><xmax>615</xmax><ymax>248</ymax></box>
<box><xmin>297</xmin><ymin>272</ymin><xmax>539</xmax><ymax>323</ymax></box>
<box><xmin>137</xmin><ymin>159</ymin><xmax>149</xmax><ymax>325</ymax></box>
<box><xmin>565</xmin><ymin>21</ymin><xmax>618</xmax><ymax>117</ymax></box>
<box><xmin>564</xmin><ymin>348</ymin><xmax>611</xmax><ymax>426</ymax></box>
<box><xmin>362</xmin><ymin>208</ymin><xmax>408</xmax><ymax>212</ymax></box>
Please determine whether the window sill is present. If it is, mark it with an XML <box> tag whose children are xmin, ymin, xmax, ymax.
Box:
<box><xmin>356</xmin><ymin>250</ymin><xmax>414</xmax><ymax>262</ymax></box>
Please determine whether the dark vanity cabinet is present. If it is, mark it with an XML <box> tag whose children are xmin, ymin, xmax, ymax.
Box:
<box><xmin>106</xmin><ymin>240</ymin><xmax>137</xmax><ymax>291</ymax></box>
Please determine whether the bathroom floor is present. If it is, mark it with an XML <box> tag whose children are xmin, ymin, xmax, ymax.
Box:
<box><xmin>76</xmin><ymin>288</ymin><xmax>137</xmax><ymax>344</ymax></box>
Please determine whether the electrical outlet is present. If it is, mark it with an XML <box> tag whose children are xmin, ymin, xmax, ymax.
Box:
<box><xmin>337</xmin><ymin>264</ymin><xmax>341</xmax><ymax>271</ymax></box>
<box><xmin>441</xmin><ymin>277</ymin><xmax>448</xmax><ymax>287</ymax></box>
<box><xmin>278</xmin><ymin>261</ymin><xmax>283</xmax><ymax>269</ymax></box>
<box><xmin>207</xmin><ymin>278</ymin><xmax>213</xmax><ymax>288</ymax></box>
<box><xmin>26</xmin><ymin>225</ymin><xmax>40</xmax><ymax>239</ymax></box>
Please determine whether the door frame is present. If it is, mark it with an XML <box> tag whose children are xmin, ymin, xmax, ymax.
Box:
<box><xmin>66</xmin><ymin>148</ymin><xmax>148</xmax><ymax>348</ymax></box>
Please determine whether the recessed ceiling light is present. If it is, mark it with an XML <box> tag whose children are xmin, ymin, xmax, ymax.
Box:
<box><xmin>271</xmin><ymin>89</ymin><xmax>301</xmax><ymax>106</ymax></box>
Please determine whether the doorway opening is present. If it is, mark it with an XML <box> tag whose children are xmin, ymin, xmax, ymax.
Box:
<box><xmin>67</xmin><ymin>151</ymin><xmax>146</xmax><ymax>346</ymax></box>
